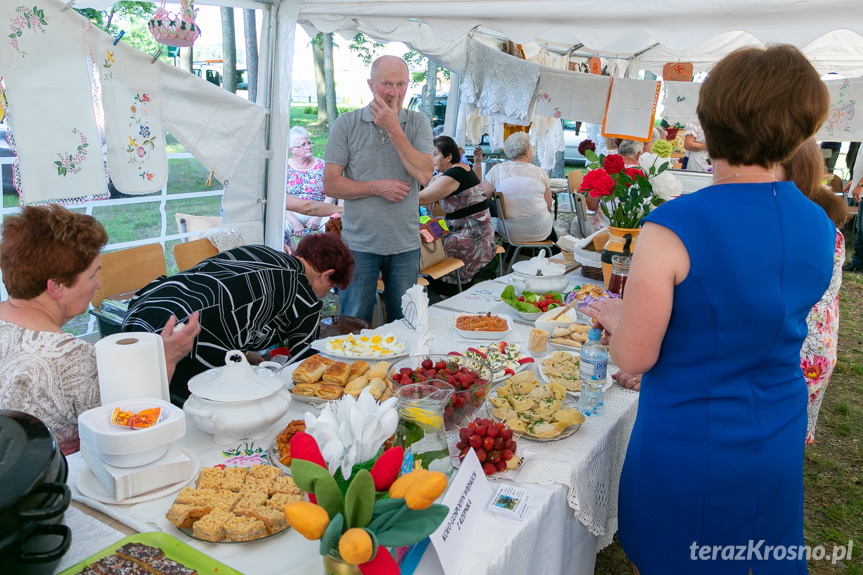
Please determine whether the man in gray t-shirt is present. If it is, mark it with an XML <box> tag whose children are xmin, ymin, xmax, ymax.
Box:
<box><xmin>324</xmin><ymin>55</ymin><xmax>434</xmax><ymax>323</ymax></box>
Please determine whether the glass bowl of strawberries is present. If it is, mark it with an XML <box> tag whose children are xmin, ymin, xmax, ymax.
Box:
<box><xmin>388</xmin><ymin>354</ymin><xmax>494</xmax><ymax>430</ymax></box>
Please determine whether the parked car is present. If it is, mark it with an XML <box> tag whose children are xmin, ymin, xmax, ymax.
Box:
<box><xmin>407</xmin><ymin>93</ymin><xmax>447</xmax><ymax>127</ymax></box>
<box><xmin>471</xmin><ymin>121</ymin><xmax>589</xmax><ymax>167</ymax></box>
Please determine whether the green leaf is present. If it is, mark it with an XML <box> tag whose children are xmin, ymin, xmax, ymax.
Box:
<box><xmin>585</xmin><ymin>149</ymin><xmax>598</xmax><ymax>163</ymax></box>
<box><xmin>373</xmin><ymin>504</ymin><xmax>449</xmax><ymax>548</ymax></box>
<box><xmin>343</xmin><ymin>469</ymin><xmax>375</xmax><ymax>529</ymax></box>
<box><xmin>291</xmin><ymin>460</ymin><xmax>344</xmax><ymax>519</ymax></box>
<box><xmin>396</xmin><ymin>419</ymin><xmax>424</xmax><ymax>448</ymax></box>
<box><xmin>370</xmin><ymin>497</ymin><xmax>406</xmax><ymax>521</ymax></box>
<box><xmin>367</xmin><ymin>501</ymin><xmax>406</xmax><ymax>532</ymax></box>
<box><xmin>319</xmin><ymin>513</ymin><xmax>344</xmax><ymax>556</ymax></box>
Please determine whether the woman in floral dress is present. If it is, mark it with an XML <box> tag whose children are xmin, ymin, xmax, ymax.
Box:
<box><xmin>419</xmin><ymin>136</ymin><xmax>496</xmax><ymax>286</ymax></box>
<box><xmin>779</xmin><ymin>138</ymin><xmax>848</xmax><ymax>443</ymax></box>
<box><xmin>285</xmin><ymin>126</ymin><xmax>342</xmax><ymax>252</ymax></box>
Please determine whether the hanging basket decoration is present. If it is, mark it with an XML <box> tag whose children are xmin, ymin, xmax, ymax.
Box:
<box><xmin>148</xmin><ymin>0</ymin><xmax>201</xmax><ymax>48</ymax></box>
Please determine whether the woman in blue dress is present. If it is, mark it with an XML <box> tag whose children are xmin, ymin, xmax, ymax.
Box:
<box><xmin>584</xmin><ymin>45</ymin><xmax>835</xmax><ymax>574</ymax></box>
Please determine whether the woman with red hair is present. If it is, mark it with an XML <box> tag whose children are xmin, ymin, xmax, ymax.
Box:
<box><xmin>124</xmin><ymin>234</ymin><xmax>354</xmax><ymax>402</ymax></box>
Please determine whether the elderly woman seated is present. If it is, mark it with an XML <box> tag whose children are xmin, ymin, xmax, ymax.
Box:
<box><xmin>0</xmin><ymin>205</ymin><xmax>199</xmax><ymax>454</ymax></box>
<box><xmin>419</xmin><ymin>135</ymin><xmax>496</xmax><ymax>289</ymax></box>
<box><xmin>478</xmin><ymin>131</ymin><xmax>555</xmax><ymax>244</ymax></box>
<box><xmin>285</xmin><ymin>126</ymin><xmax>343</xmax><ymax>252</ymax></box>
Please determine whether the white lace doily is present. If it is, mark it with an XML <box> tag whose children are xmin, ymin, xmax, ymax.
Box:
<box><xmin>426</xmin><ymin>306</ymin><xmax>638</xmax><ymax>542</ymax></box>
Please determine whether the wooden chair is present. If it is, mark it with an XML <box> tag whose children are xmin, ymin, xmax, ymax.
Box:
<box><xmin>173</xmin><ymin>238</ymin><xmax>218</xmax><ymax>271</ymax></box>
<box><xmin>420</xmin><ymin>257</ymin><xmax>465</xmax><ymax>292</ymax></box>
<box><xmin>492</xmin><ymin>192</ymin><xmax>555</xmax><ymax>274</ymax></box>
<box><xmin>92</xmin><ymin>243</ymin><xmax>166</xmax><ymax>307</ymax></box>
<box><xmin>567</xmin><ymin>170</ymin><xmax>592</xmax><ymax>237</ymax></box>
<box><xmin>495</xmin><ymin>244</ymin><xmax>506</xmax><ymax>277</ymax></box>
<box><xmin>174</xmin><ymin>212</ymin><xmax>222</xmax><ymax>243</ymax></box>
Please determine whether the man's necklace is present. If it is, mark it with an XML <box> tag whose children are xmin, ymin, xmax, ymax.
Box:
<box><xmin>378</xmin><ymin>128</ymin><xmax>388</xmax><ymax>145</ymax></box>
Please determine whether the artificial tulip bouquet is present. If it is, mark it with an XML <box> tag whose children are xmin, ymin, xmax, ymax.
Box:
<box><xmin>578</xmin><ymin>139</ymin><xmax>679</xmax><ymax>229</ymax></box>
<box><xmin>282</xmin><ymin>390</ymin><xmax>449</xmax><ymax>574</ymax></box>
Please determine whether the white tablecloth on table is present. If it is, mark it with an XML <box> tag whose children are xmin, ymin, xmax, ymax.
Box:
<box><xmin>64</xmin><ymin>269</ymin><xmax>637</xmax><ymax>574</ymax></box>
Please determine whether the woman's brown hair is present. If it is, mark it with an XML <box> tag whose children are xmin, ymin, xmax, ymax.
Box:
<box><xmin>697</xmin><ymin>45</ymin><xmax>829</xmax><ymax>168</ymax></box>
<box><xmin>0</xmin><ymin>204</ymin><xmax>108</xmax><ymax>299</ymax></box>
<box><xmin>294</xmin><ymin>232</ymin><xmax>355</xmax><ymax>289</ymax></box>
<box><xmin>781</xmin><ymin>138</ymin><xmax>848</xmax><ymax>228</ymax></box>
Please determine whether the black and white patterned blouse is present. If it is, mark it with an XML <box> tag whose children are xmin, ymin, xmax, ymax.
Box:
<box><xmin>122</xmin><ymin>245</ymin><xmax>321</xmax><ymax>399</ymax></box>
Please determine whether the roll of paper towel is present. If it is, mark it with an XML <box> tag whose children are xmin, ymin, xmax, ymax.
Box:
<box><xmin>95</xmin><ymin>332</ymin><xmax>170</xmax><ymax>404</ymax></box>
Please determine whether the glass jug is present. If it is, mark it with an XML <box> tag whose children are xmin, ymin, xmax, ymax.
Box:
<box><xmin>608</xmin><ymin>254</ymin><xmax>632</xmax><ymax>297</ymax></box>
<box><xmin>394</xmin><ymin>382</ymin><xmax>454</xmax><ymax>476</ymax></box>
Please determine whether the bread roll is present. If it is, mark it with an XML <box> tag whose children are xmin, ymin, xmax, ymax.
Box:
<box><xmin>290</xmin><ymin>383</ymin><xmax>318</xmax><ymax>396</ymax></box>
<box><xmin>367</xmin><ymin>361</ymin><xmax>390</xmax><ymax>380</ymax></box>
<box><xmin>315</xmin><ymin>384</ymin><xmax>344</xmax><ymax>400</ymax></box>
<box><xmin>344</xmin><ymin>375</ymin><xmax>370</xmax><ymax>397</ymax></box>
<box><xmin>322</xmin><ymin>361</ymin><xmax>351</xmax><ymax>386</ymax></box>
<box><xmin>368</xmin><ymin>377</ymin><xmax>387</xmax><ymax>400</ymax></box>
<box><xmin>292</xmin><ymin>355</ymin><xmax>328</xmax><ymax>383</ymax></box>
<box><xmin>347</xmin><ymin>360</ymin><xmax>371</xmax><ymax>382</ymax></box>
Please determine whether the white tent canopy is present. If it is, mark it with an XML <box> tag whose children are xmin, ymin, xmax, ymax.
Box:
<box><xmin>256</xmin><ymin>0</ymin><xmax>863</xmax><ymax>247</ymax></box>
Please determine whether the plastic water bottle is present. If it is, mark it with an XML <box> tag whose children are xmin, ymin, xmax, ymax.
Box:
<box><xmin>578</xmin><ymin>328</ymin><xmax>607</xmax><ymax>417</ymax></box>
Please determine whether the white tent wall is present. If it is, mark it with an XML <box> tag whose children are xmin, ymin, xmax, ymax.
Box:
<box><xmin>260</xmin><ymin>0</ymin><xmax>863</xmax><ymax>246</ymax></box>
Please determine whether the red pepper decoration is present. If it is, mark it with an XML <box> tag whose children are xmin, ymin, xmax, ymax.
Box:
<box><xmin>516</xmin><ymin>357</ymin><xmax>535</xmax><ymax>364</ymax></box>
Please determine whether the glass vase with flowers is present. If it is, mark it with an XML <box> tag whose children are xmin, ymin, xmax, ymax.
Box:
<box><xmin>578</xmin><ymin>142</ymin><xmax>672</xmax><ymax>285</ymax></box>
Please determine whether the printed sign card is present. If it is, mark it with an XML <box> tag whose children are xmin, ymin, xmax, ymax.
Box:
<box><xmin>428</xmin><ymin>448</ymin><xmax>492</xmax><ymax>575</ymax></box>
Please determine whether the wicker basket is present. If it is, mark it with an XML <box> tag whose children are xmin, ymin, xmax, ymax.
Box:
<box><xmin>581</xmin><ymin>266</ymin><xmax>604</xmax><ymax>281</ymax></box>
<box><xmin>560</xmin><ymin>250</ymin><xmax>575</xmax><ymax>263</ymax></box>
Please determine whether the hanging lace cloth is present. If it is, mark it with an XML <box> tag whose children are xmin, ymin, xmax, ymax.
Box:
<box><xmin>602</xmin><ymin>77</ymin><xmax>661</xmax><ymax>142</ymax></box>
<box><xmin>0</xmin><ymin>3</ymin><xmax>108</xmax><ymax>205</ymax></box>
<box><xmin>535</xmin><ymin>67</ymin><xmax>612</xmax><ymax>125</ymax></box>
<box><xmin>663</xmin><ymin>81</ymin><xmax>701</xmax><ymax>123</ymax></box>
<box><xmin>530</xmin><ymin>115</ymin><xmax>564</xmax><ymax>171</ymax></box>
<box><xmin>92</xmin><ymin>28</ymin><xmax>167</xmax><ymax>194</ymax></box>
<box><xmin>461</xmin><ymin>38</ymin><xmax>540</xmax><ymax>125</ymax></box>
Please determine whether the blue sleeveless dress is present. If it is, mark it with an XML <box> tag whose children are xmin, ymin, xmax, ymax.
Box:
<box><xmin>618</xmin><ymin>182</ymin><xmax>835</xmax><ymax>574</ymax></box>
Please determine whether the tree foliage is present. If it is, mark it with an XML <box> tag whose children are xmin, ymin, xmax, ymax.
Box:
<box><xmin>75</xmin><ymin>2</ymin><xmax>171</xmax><ymax>63</ymax></box>
<box><xmin>348</xmin><ymin>33</ymin><xmax>384</xmax><ymax>66</ymax></box>
<box><xmin>403</xmin><ymin>50</ymin><xmax>449</xmax><ymax>87</ymax></box>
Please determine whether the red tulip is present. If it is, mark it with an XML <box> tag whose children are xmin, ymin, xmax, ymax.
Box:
<box><xmin>290</xmin><ymin>432</ymin><xmax>327</xmax><ymax>468</ymax></box>
<box><xmin>369</xmin><ymin>446</ymin><xmax>404</xmax><ymax>491</ymax></box>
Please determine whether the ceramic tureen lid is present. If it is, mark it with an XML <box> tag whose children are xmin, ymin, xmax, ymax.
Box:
<box><xmin>187</xmin><ymin>350</ymin><xmax>281</xmax><ymax>402</ymax></box>
<box><xmin>511</xmin><ymin>249</ymin><xmax>566</xmax><ymax>276</ymax></box>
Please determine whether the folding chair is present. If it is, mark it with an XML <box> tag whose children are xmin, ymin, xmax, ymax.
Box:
<box><xmin>493</xmin><ymin>192</ymin><xmax>555</xmax><ymax>274</ymax></box>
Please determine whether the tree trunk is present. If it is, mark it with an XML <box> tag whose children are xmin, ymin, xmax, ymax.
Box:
<box><xmin>424</xmin><ymin>59</ymin><xmax>436</xmax><ymax>123</ymax></box>
<box><xmin>220</xmin><ymin>7</ymin><xmax>237</xmax><ymax>93</ymax></box>
<box><xmin>243</xmin><ymin>9</ymin><xmax>258</xmax><ymax>103</ymax></box>
<box><xmin>322</xmin><ymin>33</ymin><xmax>337</xmax><ymax>125</ymax></box>
<box><xmin>313</xmin><ymin>34</ymin><xmax>327</xmax><ymax>124</ymax></box>
<box><xmin>179</xmin><ymin>46</ymin><xmax>193</xmax><ymax>74</ymax></box>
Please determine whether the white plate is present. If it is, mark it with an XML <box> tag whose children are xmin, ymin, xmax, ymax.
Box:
<box><xmin>453</xmin><ymin>314</ymin><xmax>513</xmax><ymax>340</ymax></box>
<box><xmin>489</xmin><ymin>390</ymin><xmax>582</xmax><ymax>442</ymax></box>
<box><xmin>75</xmin><ymin>445</ymin><xmax>200</xmax><ymax>505</ymax></box>
<box><xmin>535</xmin><ymin>355</ymin><xmax>614</xmax><ymax>396</ymax></box>
<box><xmin>311</xmin><ymin>335</ymin><xmax>409</xmax><ymax>360</ymax></box>
<box><xmin>535</xmin><ymin>350</ymin><xmax>581</xmax><ymax>392</ymax></box>
<box><xmin>459</xmin><ymin>342</ymin><xmax>534</xmax><ymax>382</ymax></box>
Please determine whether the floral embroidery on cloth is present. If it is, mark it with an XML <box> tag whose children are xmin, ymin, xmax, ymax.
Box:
<box><xmin>54</xmin><ymin>128</ymin><xmax>88</xmax><ymax>176</ymax></box>
<box><xmin>8</xmin><ymin>5</ymin><xmax>47</xmax><ymax>57</ymax></box>
<box><xmin>823</xmin><ymin>79</ymin><xmax>856</xmax><ymax>137</ymax></box>
<box><xmin>816</xmin><ymin>77</ymin><xmax>863</xmax><ymax>141</ymax></box>
<box><xmin>802</xmin><ymin>230</ymin><xmax>844</xmax><ymax>444</ymax></box>
<box><xmin>220</xmin><ymin>443</ymin><xmax>268</xmax><ymax>467</ymax></box>
<box><xmin>92</xmin><ymin>27</ymin><xmax>167</xmax><ymax>194</ymax></box>
<box><xmin>126</xmin><ymin>93</ymin><xmax>158</xmax><ymax>182</ymax></box>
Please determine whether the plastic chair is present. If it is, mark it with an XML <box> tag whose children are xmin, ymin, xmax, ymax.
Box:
<box><xmin>492</xmin><ymin>192</ymin><xmax>555</xmax><ymax>274</ymax></box>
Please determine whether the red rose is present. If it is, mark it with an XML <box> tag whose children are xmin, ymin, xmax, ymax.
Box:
<box><xmin>581</xmin><ymin>169</ymin><xmax>614</xmax><ymax>197</ymax></box>
<box><xmin>603</xmin><ymin>154</ymin><xmax>625</xmax><ymax>175</ymax></box>
<box><xmin>625</xmin><ymin>166</ymin><xmax>645</xmax><ymax>179</ymax></box>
